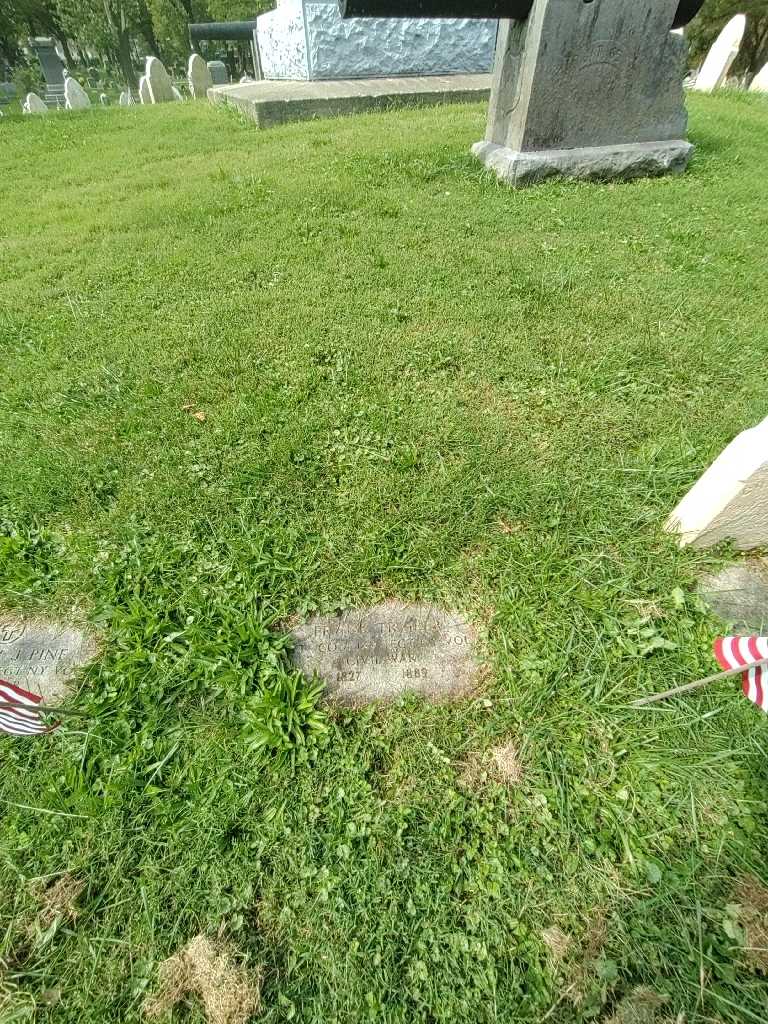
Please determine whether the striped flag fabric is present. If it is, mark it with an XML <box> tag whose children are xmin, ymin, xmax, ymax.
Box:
<box><xmin>0</xmin><ymin>680</ymin><xmax>58</xmax><ymax>736</ymax></box>
<box><xmin>714</xmin><ymin>636</ymin><xmax>768</xmax><ymax>713</ymax></box>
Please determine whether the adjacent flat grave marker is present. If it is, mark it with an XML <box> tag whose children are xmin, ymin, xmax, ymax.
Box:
<box><xmin>0</xmin><ymin>618</ymin><xmax>96</xmax><ymax>703</ymax></box>
<box><xmin>701</xmin><ymin>562</ymin><xmax>768</xmax><ymax>634</ymax></box>
<box><xmin>290</xmin><ymin>601</ymin><xmax>479</xmax><ymax>706</ymax></box>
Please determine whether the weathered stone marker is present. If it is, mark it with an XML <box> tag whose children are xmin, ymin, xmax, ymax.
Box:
<box><xmin>344</xmin><ymin>0</ymin><xmax>704</xmax><ymax>186</ymax></box>
<box><xmin>700</xmin><ymin>563</ymin><xmax>768</xmax><ymax>634</ymax></box>
<box><xmin>188</xmin><ymin>53</ymin><xmax>214</xmax><ymax>98</ymax></box>
<box><xmin>0</xmin><ymin>618</ymin><xmax>96</xmax><ymax>703</ymax></box>
<box><xmin>666</xmin><ymin>416</ymin><xmax>768</xmax><ymax>551</ymax></box>
<box><xmin>146</xmin><ymin>56</ymin><xmax>176</xmax><ymax>103</ymax></box>
<box><xmin>290</xmin><ymin>601</ymin><xmax>479</xmax><ymax>705</ymax></box>
<box><xmin>64</xmin><ymin>76</ymin><xmax>91</xmax><ymax>110</ymax></box>
<box><xmin>138</xmin><ymin>75</ymin><xmax>151</xmax><ymax>104</ymax></box>
<box><xmin>23</xmin><ymin>92</ymin><xmax>49</xmax><ymax>114</ymax></box>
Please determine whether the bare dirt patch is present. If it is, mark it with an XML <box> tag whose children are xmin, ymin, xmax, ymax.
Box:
<box><xmin>732</xmin><ymin>875</ymin><xmax>768</xmax><ymax>973</ymax></box>
<box><xmin>144</xmin><ymin>934</ymin><xmax>260</xmax><ymax>1024</ymax></box>
<box><xmin>459</xmin><ymin>739</ymin><xmax>524</xmax><ymax>789</ymax></box>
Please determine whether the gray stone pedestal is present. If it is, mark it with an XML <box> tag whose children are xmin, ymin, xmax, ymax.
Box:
<box><xmin>474</xmin><ymin>0</ymin><xmax>693</xmax><ymax>186</ymax></box>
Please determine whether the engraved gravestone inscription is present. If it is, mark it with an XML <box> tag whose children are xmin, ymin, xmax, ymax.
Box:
<box><xmin>290</xmin><ymin>601</ymin><xmax>479</xmax><ymax>706</ymax></box>
<box><xmin>0</xmin><ymin>619</ymin><xmax>96</xmax><ymax>702</ymax></box>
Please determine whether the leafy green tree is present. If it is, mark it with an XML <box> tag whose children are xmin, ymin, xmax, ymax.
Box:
<box><xmin>1</xmin><ymin>0</ymin><xmax>74</xmax><ymax>66</ymax></box>
<box><xmin>687</xmin><ymin>0</ymin><xmax>768</xmax><ymax>76</ymax></box>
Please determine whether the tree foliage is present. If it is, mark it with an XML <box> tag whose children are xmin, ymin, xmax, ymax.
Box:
<box><xmin>686</xmin><ymin>0</ymin><xmax>768</xmax><ymax>76</ymax></box>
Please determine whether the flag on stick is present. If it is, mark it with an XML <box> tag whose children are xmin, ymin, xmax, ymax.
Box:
<box><xmin>0</xmin><ymin>680</ymin><xmax>59</xmax><ymax>736</ymax></box>
<box><xmin>714</xmin><ymin>636</ymin><xmax>768</xmax><ymax>713</ymax></box>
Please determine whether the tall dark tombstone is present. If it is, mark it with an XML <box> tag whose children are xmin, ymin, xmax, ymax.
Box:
<box><xmin>28</xmin><ymin>37</ymin><xmax>66</xmax><ymax>109</ymax></box>
<box><xmin>341</xmin><ymin>0</ymin><xmax>706</xmax><ymax>186</ymax></box>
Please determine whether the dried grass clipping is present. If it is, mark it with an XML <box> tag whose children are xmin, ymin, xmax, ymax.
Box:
<box><xmin>542</xmin><ymin>925</ymin><xmax>571</xmax><ymax>962</ymax></box>
<box><xmin>144</xmin><ymin>934</ymin><xmax>260</xmax><ymax>1024</ymax></box>
<box><xmin>603</xmin><ymin>987</ymin><xmax>667</xmax><ymax>1024</ymax></box>
<box><xmin>460</xmin><ymin>740</ymin><xmax>524</xmax><ymax>789</ymax></box>
<box><xmin>32</xmin><ymin>873</ymin><xmax>85</xmax><ymax>932</ymax></box>
<box><xmin>733</xmin><ymin>875</ymin><xmax>768</xmax><ymax>973</ymax></box>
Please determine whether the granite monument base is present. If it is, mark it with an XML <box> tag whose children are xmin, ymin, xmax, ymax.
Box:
<box><xmin>471</xmin><ymin>138</ymin><xmax>694</xmax><ymax>187</ymax></box>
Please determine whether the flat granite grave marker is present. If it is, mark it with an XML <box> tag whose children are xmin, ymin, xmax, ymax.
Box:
<box><xmin>0</xmin><ymin>618</ymin><xmax>96</xmax><ymax>703</ymax></box>
<box><xmin>700</xmin><ymin>562</ymin><xmax>768</xmax><ymax>634</ymax></box>
<box><xmin>290</xmin><ymin>600</ymin><xmax>479</xmax><ymax>706</ymax></box>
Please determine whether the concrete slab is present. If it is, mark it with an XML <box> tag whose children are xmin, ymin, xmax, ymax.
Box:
<box><xmin>208</xmin><ymin>73</ymin><xmax>490</xmax><ymax>127</ymax></box>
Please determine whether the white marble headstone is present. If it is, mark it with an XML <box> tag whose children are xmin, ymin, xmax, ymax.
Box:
<box><xmin>750</xmin><ymin>62</ymin><xmax>768</xmax><ymax>93</ymax></box>
<box><xmin>138</xmin><ymin>75</ymin><xmax>151</xmax><ymax>104</ymax></box>
<box><xmin>171</xmin><ymin>85</ymin><xmax>184</xmax><ymax>102</ymax></box>
<box><xmin>118</xmin><ymin>90</ymin><xmax>133</xmax><ymax>106</ymax></box>
<box><xmin>694</xmin><ymin>14</ymin><xmax>746</xmax><ymax>93</ymax></box>
<box><xmin>23</xmin><ymin>92</ymin><xmax>49</xmax><ymax>114</ymax></box>
<box><xmin>146</xmin><ymin>56</ymin><xmax>175</xmax><ymax>104</ymax></box>
<box><xmin>64</xmin><ymin>76</ymin><xmax>91</xmax><ymax>110</ymax></box>
<box><xmin>99</xmin><ymin>92</ymin><xmax>109</xmax><ymax>106</ymax></box>
<box><xmin>666</xmin><ymin>416</ymin><xmax>768</xmax><ymax>550</ymax></box>
<box><xmin>188</xmin><ymin>53</ymin><xmax>213</xmax><ymax>99</ymax></box>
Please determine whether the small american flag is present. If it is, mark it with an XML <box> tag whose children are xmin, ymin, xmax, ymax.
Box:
<box><xmin>714</xmin><ymin>636</ymin><xmax>768</xmax><ymax>713</ymax></box>
<box><xmin>0</xmin><ymin>680</ymin><xmax>59</xmax><ymax>736</ymax></box>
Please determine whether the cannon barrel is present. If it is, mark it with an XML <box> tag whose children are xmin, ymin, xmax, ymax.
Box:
<box><xmin>340</xmin><ymin>0</ymin><xmax>705</xmax><ymax>28</ymax></box>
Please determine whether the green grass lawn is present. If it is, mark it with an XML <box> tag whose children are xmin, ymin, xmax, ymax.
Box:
<box><xmin>2</xmin><ymin>92</ymin><xmax>768</xmax><ymax>1023</ymax></box>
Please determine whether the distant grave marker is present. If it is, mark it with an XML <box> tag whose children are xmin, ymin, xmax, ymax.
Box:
<box><xmin>693</xmin><ymin>14</ymin><xmax>746</xmax><ymax>93</ymax></box>
<box><xmin>188</xmin><ymin>53</ymin><xmax>213</xmax><ymax>98</ymax></box>
<box><xmin>290</xmin><ymin>600</ymin><xmax>479</xmax><ymax>706</ymax></box>
<box><xmin>119</xmin><ymin>90</ymin><xmax>133</xmax><ymax>106</ymax></box>
<box><xmin>146</xmin><ymin>56</ymin><xmax>175</xmax><ymax>103</ymax></box>
<box><xmin>23</xmin><ymin>92</ymin><xmax>48</xmax><ymax>114</ymax></box>
<box><xmin>138</xmin><ymin>75</ymin><xmax>151</xmax><ymax>104</ymax></box>
<box><xmin>750</xmin><ymin>63</ymin><xmax>768</xmax><ymax>93</ymax></box>
<box><xmin>207</xmin><ymin>60</ymin><xmax>229</xmax><ymax>85</ymax></box>
<box><xmin>64</xmin><ymin>76</ymin><xmax>91</xmax><ymax>110</ymax></box>
<box><xmin>0</xmin><ymin>618</ymin><xmax>96</xmax><ymax>704</ymax></box>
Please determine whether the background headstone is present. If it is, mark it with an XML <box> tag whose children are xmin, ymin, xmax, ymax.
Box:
<box><xmin>666</xmin><ymin>416</ymin><xmax>768</xmax><ymax>550</ymax></box>
<box><xmin>0</xmin><ymin>618</ymin><xmax>96</xmax><ymax>704</ymax></box>
<box><xmin>64</xmin><ymin>76</ymin><xmax>91</xmax><ymax>110</ymax></box>
<box><xmin>119</xmin><ymin>90</ymin><xmax>134</xmax><ymax>105</ymax></box>
<box><xmin>23</xmin><ymin>92</ymin><xmax>48</xmax><ymax>114</ymax></box>
<box><xmin>171</xmin><ymin>85</ymin><xmax>184</xmax><ymax>101</ymax></box>
<box><xmin>138</xmin><ymin>75</ymin><xmax>151</xmax><ymax>104</ymax></box>
<box><xmin>188</xmin><ymin>53</ymin><xmax>213</xmax><ymax>98</ymax></box>
<box><xmin>146</xmin><ymin>56</ymin><xmax>175</xmax><ymax>103</ymax></box>
<box><xmin>750</xmin><ymin>62</ymin><xmax>768</xmax><ymax>93</ymax></box>
<box><xmin>99</xmin><ymin>92</ymin><xmax>109</xmax><ymax>105</ymax></box>
<box><xmin>290</xmin><ymin>600</ymin><xmax>479</xmax><ymax>706</ymax></box>
<box><xmin>28</xmin><ymin>37</ymin><xmax>65</xmax><ymax>108</ymax></box>
<box><xmin>207</xmin><ymin>60</ymin><xmax>229</xmax><ymax>85</ymax></box>
<box><xmin>693</xmin><ymin>14</ymin><xmax>746</xmax><ymax>93</ymax></box>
